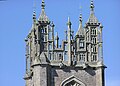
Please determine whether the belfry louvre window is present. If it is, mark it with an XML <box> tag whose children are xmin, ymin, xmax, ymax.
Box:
<box><xmin>92</xmin><ymin>37</ymin><xmax>97</xmax><ymax>44</ymax></box>
<box><xmin>92</xmin><ymin>54</ymin><xmax>97</xmax><ymax>61</ymax></box>
<box><xmin>80</xmin><ymin>42</ymin><xmax>84</xmax><ymax>48</ymax></box>
<box><xmin>79</xmin><ymin>53</ymin><xmax>85</xmax><ymax>62</ymax></box>
<box><xmin>91</xmin><ymin>28</ymin><xmax>96</xmax><ymax>35</ymax></box>
<box><xmin>79</xmin><ymin>39</ymin><xmax>84</xmax><ymax>48</ymax></box>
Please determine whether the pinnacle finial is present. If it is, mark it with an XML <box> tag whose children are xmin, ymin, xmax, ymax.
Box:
<box><xmin>55</xmin><ymin>32</ymin><xmax>59</xmax><ymax>40</ymax></box>
<box><xmin>80</xmin><ymin>5</ymin><xmax>82</xmax><ymax>14</ymax></box>
<box><xmin>67</xmin><ymin>17</ymin><xmax>72</xmax><ymax>26</ymax></box>
<box><xmin>79</xmin><ymin>5</ymin><xmax>83</xmax><ymax>22</ymax></box>
<box><xmin>51</xmin><ymin>21</ymin><xmax>55</xmax><ymax>27</ymax></box>
<box><xmin>33</xmin><ymin>0</ymin><xmax>36</xmax><ymax>9</ymax></box>
<box><xmin>79</xmin><ymin>14</ymin><xmax>82</xmax><ymax>22</ymax></box>
<box><xmin>56</xmin><ymin>32</ymin><xmax>58</xmax><ymax>36</ymax></box>
<box><xmin>33</xmin><ymin>0</ymin><xmax>36</xmax><ymax>20</ymax></box>
<box><xmin>33</xmin><ymin>5</ymin><xmax>36</xmax><ymax>20</ymax></box>
<box><xmin>90</xmin><ymin>0</ymin><xmax>94</xmax><ymax>13</ymax></box>
<box><xmin>68</xmin><ymin>17</ymin><xmax>70</xmax><ymax>22</ymax></box>
<box><xmin>33</xmin><ymin>11</ymin><xmax>36</xmax><ymax>19</ymax></box>
<box><xmin>41</xmin><ymin>0</ymin><xmax>45</xmax><ymax>9</ymax></box>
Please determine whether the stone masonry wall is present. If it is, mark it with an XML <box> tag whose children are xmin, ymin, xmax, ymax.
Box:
<box><xmin>33</xmin><ymin>65</ymin><xmax>48</xmax><ymax>86</ymax></box>
<box><xmin>50</xmin><ymin>67</ymin><xmax>96</xmax><ymax>86</ymax></box>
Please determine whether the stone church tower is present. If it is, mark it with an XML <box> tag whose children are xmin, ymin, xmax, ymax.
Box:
<box><xmin>24</xmin><ymin>0</ymin><xmax>106</xmax><ymax>86</ymax></box>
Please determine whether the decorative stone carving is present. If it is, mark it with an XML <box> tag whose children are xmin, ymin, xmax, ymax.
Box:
<box><xmin>61</xmin><ymin>75</ymin><xmax>86</xmax><ymax>86</ymax></box>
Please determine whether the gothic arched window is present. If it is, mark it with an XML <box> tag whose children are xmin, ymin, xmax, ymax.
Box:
<box><xmin>79</xmin><ymin>53</ymin><xmax>85</xmax><ymax>62</ymax></box>
<box><xmin>91</xmin><ymin>28</ymin><xmax>96</xmax><ymax>35</ymax></box>
<box><xmin>92</xmin><ymin>45</ymin><xmax>96</xmax><ymax>52</ymax></box>
<box><xmin>92</xmin><ymin>37</ymin><xmax>97</xmax><ymax>44</ymax></box>
<box><xmin>92</xmin><ymin>54</ymin><xmax>97</xmax><ymax>62</ymax></box>
<box><xmin>60</xmin><ymin>76</ymin><xmax>86</xmax><ymax>86</ymax></box>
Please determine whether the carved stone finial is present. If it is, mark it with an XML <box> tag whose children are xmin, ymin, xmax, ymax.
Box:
<box><xmin>41</xmin><ymin>0</ymin><xmax>45</xmax><ymax>9</ymax></box>
<box><xmin>90</xmin><ymin>0</ymin><xmax>94</xmax><ymax>12</ymax></box>
<box><xmin>67</xmin><ymin>17</ymin><xmax>72</xmax><ymax>26</ymax></box>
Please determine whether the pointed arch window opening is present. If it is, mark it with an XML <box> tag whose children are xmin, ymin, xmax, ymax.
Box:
<box><xmin>40</xmin><ymin>26</ymin><xmax>48</xmax><ymax>42</ymax></box>
<box><xmin>41</xmin><ymin>29</ymin><xmax>44</xmax><ymax>42</ymax></box>
<box><xmin>45</xmin><ymin>28</ymin><xmax>47</xmax><ymax>33</ymax></box>
<box><xmin>60</xmin><ymin>76</ymin><xmax>86</xmax><ymax>86</ymax></box>
<box><xmin>92</xmin><ymin>54</ymin><xmax>97</xmax><ymax>62</ymax></box>
<box><xmin>49</xmin><ymin>43</ymin><xmax>53</xmax><ymax>50</ymax></box>
<box><xmin>59</xmin><ymin>53</ymin><xmax>63</xmax><ymax>61</ymax></box>
<box><xmin>48</xmin><ymin>27</ymin><xmax>53</xmax><ymax>40</ymax></box>
<box><xmin>94</xmin><ymin>46</ymin><xmax>96</xmax><ymax>52</ymax></box>
<box><xmin>92</xmin><ymin>45</ymin><xmax>96</xmax><ymax>52</ymax></box>
<box><xmin>91</xmin><ymin>28</ymin><xmax>96</xmax><ymax>35</ymax></box>
<box><xmin>41</xmin><ymin>28</ymin><xmax>44</xmax><ymax>33</ymax></box>
<box><xmin>53</xmin><ymin>52</ymin><xmax>57</xmax><ymax>61</ymax></box>
<box><xmin>65</xmin><ymin>80</ymin><xmax>82</xmax><ymax>86</ymax></box>
<box><xmin>49</xmin><ymin>52</ymin><xmax>53</xmax><ymax>60</ymax></box>
<box><xmin>91</xmin><ymin>37</ymin><xmax>97</xmax><ymax>44</ymax></box>
<box><xmin>79</xmin><ymin>53</ymin><xmax>85</xmax><ymax>62</ymax></box>
<box><xmin>80</xmin><ymin>42</ymin><xmax>84</xmax><ymax>48</ymax></box>
<box><xmin>64</xmin><ymin>51</ymin><xmax>68</xmax><ymax>61</ymax></box>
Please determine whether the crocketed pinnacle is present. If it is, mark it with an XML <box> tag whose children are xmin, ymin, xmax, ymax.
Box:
<box><xmin>87</xmin><ymin>0</ymin><xmax>98</xmax><ymax>23</ymax></box>
<box><xmin>90</xmin><ymin>0</ymin><xmax>94</xmax><ymax>14</ymax></box>
<box><xmin>38</xmin><ymin>0</ymin><xmax>49</xmax><ymax>22</ymax></box>
<box><xmin>33</xmin><ymin>10</ymin><xmax>36</xmax><ymax>20</ymax></box>
<box><xmin>76</xmin><ymin>14</ymin><xmax>84</xmax><ymax>36</ymax></box>
<box><xmin>67</xmin><ymin>17</ymin><xmax>72</xmax><ymax>28</ymax></box>
<box><xmin>41</xmin><ymin>0</ymin><xmax>45</xmax><ymax>9</ymax></box>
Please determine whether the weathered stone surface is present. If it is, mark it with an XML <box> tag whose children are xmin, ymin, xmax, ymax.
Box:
<box><xmin>51</xmin><ymin>67</ymin><xmax>96</xmax><ymax>86</ymax></box>
<box><xmin>24</xmin><ymin>0</ymin><xmax>106</xmax><ymax>86</ymax></box>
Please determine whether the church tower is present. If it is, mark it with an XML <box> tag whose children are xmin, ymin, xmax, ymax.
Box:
<box><xmin>24</xmin><ymin>0</ymin><xmax>106</xmax><ymax>86</ymax></box>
